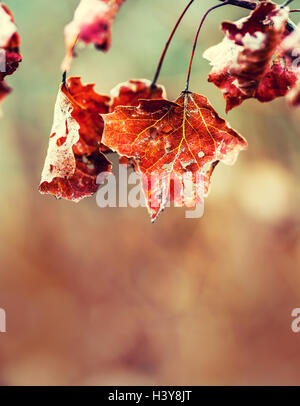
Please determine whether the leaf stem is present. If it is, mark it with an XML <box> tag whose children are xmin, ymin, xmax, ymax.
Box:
<box><xmin>217</xmin><ymin>0</ymin><xmax>257</xmax><ymax>11</ymax></box>
<box><xmin>184</xmin><ymin>1</ymin><xmax>230</xmax><ymax>92</ymax></box>
<box><xmin>282</xmin><ymin>0</ymin><xmax>295</xmax><ymax>7</ymax></box>
<box><xmin>62</xmin><ymin>71</ymin><xmax>67</xmax><ymax>88</ymax></box>
<box><xmin>151</xmin><ymin>0</ymin><xmax>195</xmax><ymax>88</ymax></box>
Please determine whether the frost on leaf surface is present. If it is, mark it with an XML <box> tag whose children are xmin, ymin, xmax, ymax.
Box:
<box><xmin>102</xmin><ymin>92</ymin><xmax>247</xmax><ymax>221</ymax></box>
<box><xmin>39</xmin><ymin>77</ymin><xmax>112</xmax><ymax>201</ymax></box>
<box><xmin>203</xmin><ymin>1</ymin><xmax>289</xmax><ymax>111</ymax></box>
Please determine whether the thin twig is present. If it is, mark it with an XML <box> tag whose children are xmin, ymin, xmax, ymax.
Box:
<box><xmin>151</xmin><ymin>0</ymin><xmax>195</xmax><ymax>88</ymax></box>
<box><xmin>218</xmin><ymin>0</ymin><xmax>257</xmax><ymax>10</ymax></box>
<box><xmin>282</xmin><ymin>0</ymin><xmax>295</xmax><ymax>7</ymax></box>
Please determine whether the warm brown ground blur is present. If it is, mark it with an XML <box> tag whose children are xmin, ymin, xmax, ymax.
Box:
<box><xmin>0</xmin><ymin>0</ymin><xmax>300</xmax><ymax>386</ymax></box>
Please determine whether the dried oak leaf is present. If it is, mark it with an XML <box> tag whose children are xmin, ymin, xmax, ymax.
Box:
<box><xmin>203</xmin><ymin>1</ymin><xmax>289</xmax><ymax>112</ymax></box>
<box><xmin>102</xmin><ymin>92</ymin><xmax>247</xmax><ymax>221</ymax></box>
<box><xmin>39</xmin><ymin>77</ymin><xmax>112</xmax><ymax>202</ymax></box>
<box><xmin>62</xmin><ymin>0</ymin><xmax>126</xmax><ymax>71</ymax></box>
<box><xmin>0</xmin><ymin>3</ymin><xmax>22</xmax><ymax>111</ymax></box>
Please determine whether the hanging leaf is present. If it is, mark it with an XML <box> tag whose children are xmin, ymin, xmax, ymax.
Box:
<box><xmin>62</xmin><ymin>0</ymin><xmax>126</xmax><ymax>71</ymax></box>
<box><xmin>102</xmin><ymin>92</ymin><xmax>247</xmax><ymax>221</ymax></box>
<box><xmin>203</xmin><ymin>1</ymin><xmax>289</xmax><ymax>111</ymax></box>
<box><xmin>39</xmin><ymin>77</ymin><xmax>112</xmax><ymax>201</ymax></box>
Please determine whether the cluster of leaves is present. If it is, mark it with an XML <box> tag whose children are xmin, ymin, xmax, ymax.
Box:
<box><xmin>0</xmin><ymin>3</ymin><xmax>22</xmax><ymax>111</ymax></box>
<box><xmin>40</xmin><ymin>76</ymin><xmax>247</xmax><ymax>220</ymax></box>
<box><xmin>1</xmin><ymin>0</ymin><xmax>299</xmax><ymax>221</ymax></box>
<box><xmin>204</xmin><ymin>1</ymin><xmax>300</xmax><ymax>111</ymax></box>
<box><xmin>39</xmin><ymin>0</ymin><xmax>300</xmax><ymax>222</ymax></box>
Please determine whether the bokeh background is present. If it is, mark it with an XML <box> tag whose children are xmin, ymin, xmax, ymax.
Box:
<box><xmin>0</xmin><ymin>0</ymin><xmax>300</xmax><ymax>386</ymax></box>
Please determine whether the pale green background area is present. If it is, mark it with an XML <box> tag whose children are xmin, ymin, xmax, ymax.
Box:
<box><xmin>0</xmin><ymin>0</ymin><xmax>300</xmax><ymax>386</ymax></box>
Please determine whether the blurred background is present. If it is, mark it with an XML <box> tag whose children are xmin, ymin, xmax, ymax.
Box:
<box><xmin>0</xmin><ymin>0</ymin><xmax>300</xmax><ymax>386</ymax></box>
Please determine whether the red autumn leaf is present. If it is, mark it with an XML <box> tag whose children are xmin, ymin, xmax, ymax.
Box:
<box><xmin>65</xmin><ymin>76</ymin><xmax>110</xmax><ymax>155</ymax></box>
<box><xmin>107</xmin><ymin>78</ymin><xmax>167</xmax><ymax>153</ymax></box>
<box><xmin>255</xmin><ymin>56</ymin><xmax>298</xmax><ymax>103</ymax></box>
<box><xmin>109</xmin><ymin>79</ymin><xmax>166</xmax><ymax>111</ymax></box>
<box><xmin>39</xmin><ymin>77</ymin><xmax>112</xmax><ymax>201</ymax></box>
<box><xmin>102</xmin><ymin>92</ymin><xmax>247</xmax><ymax>221</ymax></box>
<box><xmin>203</xmin><ymin>1</ymin><xmax>289</xmax><ymax>112</ymax></box>
<box><xmin>0</xmin><ymin>3</ymin><xmax>22</xmax><ymax>111</ymax></box>
<box><xmin>108</xmin><ymin>78</ymin><xmax>167</xmax><ymax>165</ymax></box>
<box><xmin>62</xmin><ymin>0</ymin><xmax>126</xmax><ymax>71</ymax></box>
